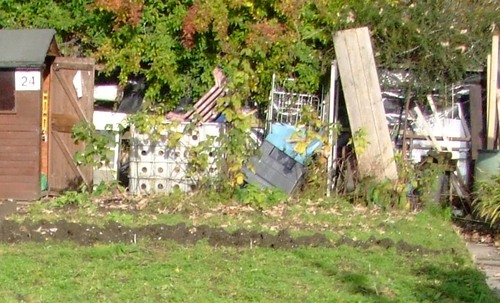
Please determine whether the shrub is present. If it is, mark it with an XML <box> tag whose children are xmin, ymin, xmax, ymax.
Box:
<box><xmin>236</xmin><ymin>183</ymin><xmax>287</xmax><ymax>209</ymax></box>
<box><xmin>473</xmin><ymin>175</ymin><xmax>500</xmax><ymax>225</ymax></box>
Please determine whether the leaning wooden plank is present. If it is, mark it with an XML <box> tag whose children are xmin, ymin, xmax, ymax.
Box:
<box><xmin>199</xmin><ymin>88</ymin><xmax>223</xmax><ymax>122</ymax></box>
<box><xmin>487</xmin><ymin>54</ymin><xmax>491</xmax><ymax>120</ymax></box>
<box><xmin>413</xmin><ymin>105</ymin><xmax>442</xmax><ymax>152</ymax></box>
<box><xmin>413</xmin><ymin>106</ymin><xmax>469</xmax><ymax>199</ymax></box>
<box><xmin>333</xmin><ymin>27</ymin><xmax>398</xmax><ymax>180</ymax></box>
<box><xmin>493</xmin><ymin>34</ymin><xmax>500</xmax><ymax>148</ymax></box>
<box><xmin>427</xmin><ymin>94</ymin><xmax>452</xmax><ymax>152</ymax></box>
<box><xmin>346</xmin><ymin>30</ymin><xmax>382</xmax><ymax>153</ymax></box>
<box><xmin>352</xmin><ymin>28</ymin><xmax>398</xmax><ymax>180</ymax></box>
<box><xmin>184</xmin><ymin>86</ymin><xmax>221</xmax><ymax>121</ymax></box>
<box><xmin>469</xmin><ymin>84</ymin><xmax>485</xmax><ymax>159</ymax></box>
<box><xmin>166</xmin><ymin>67</ymin><xmax>227</xmax><ymax>122</ymax></box>
<box><xmin>327</xmin><ymin>60</ymin><xmax>339</xmax><ymax>197</ymax></box>
<box><xmin>184</xmin><ymin>86</ymin><xmax>218</xmax><ymax>120</ymax></box>
<box><xmin>193</xmin><ymin>86</ymin><xmax>219</xmax><ymax>110</ymax></box>
<box><xmin>488</xmin><ymin>34</ymin><xmax>499</xmax><ymax>148</ymax></box>
<box><xmin>336</xmin><ymin>27</ymin><xmax>397</xmax><ymax>180</ymax></box>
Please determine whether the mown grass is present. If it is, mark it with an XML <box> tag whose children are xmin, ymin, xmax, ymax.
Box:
<box><xmin>0</xmin><ymin>239</ymin><xmax>496</xmax><ymax>303</ymax></box>
<box><xmin>2</xmin><ymin>192</ymin><xmax>498</xmax><ymax>302</ymax></box>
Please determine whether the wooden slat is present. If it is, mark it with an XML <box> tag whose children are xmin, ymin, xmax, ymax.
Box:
<box><xmin>184</xmin><ymin>87</ymin><xmax>224</xmax><ymax>122</ymax></box>
<box><xmin>193</xmin><ymin>86</ymin><xmax>219</xmax><ymax>110</ymax></box>
<box><xmin>470</xmin><ymin>84</ymin><xmax>485</xmax><ymax>159</ymax></box>
<box><xmin>180</xmin><ymin>68</ymin><xmax>227</xmax><ymax>122</ymax></box>
<box><xmin>0</xmin><ymin>124</ymin><xmax>39</xmax><ymax>132</ymax></box>
<box><xmin>487</xmin><ymin>54</ymin><xmax>491</xmax><ymax>112</ymax></box>
<box><xmin>333</xmin><ymin>32</ymin><xmax>363</xmax><ymax>139</ymax></box>
<box><xmin>0</xmin><ymin>175</ymin><xmax>39</xmax><ymax>183</ymax></box>
<box><xmin>427</xmin><ymin>95</ymin><xmax>452</xmax><ymax>152</ymax></box>
<box><xmin>53</xmin><ymin>59</ymin><xmax>95</xmax><ymax>71</ymax></box>
<box><xmin>0</xmin><ymin>159</ymin><xmax>39</xmax><ymax>171</ymax></box>
<box><xmin>51</xmin><ymin>112</ymin><xmax>79</xmax><ymax>133</ymax></box>
<box><xmin>413</xmin><ymin>106</ymin><xmax>443</xmax><ymax>151</ymax></box>
<box><xmin>0</xmin><ymin>152</ymin><xmax>38</xmax><ymax>161</ymax></box>
<box><xmin>487</xmin><ymin>34</ymin><xmax>499</xmax><ymax>149</ymax></box>
<box><xmin>53</xmin><ymin>70</ymin><xmax>89</xmax><ymax>123</ymax></box>
<box><xmin>333</xmin><ymin>27</ymin><xmax>398</xmax><ymax>180</ymax></box>
<box><xmin>0</xmin><ymin>131</ymin><xmax>38</xmax><ymax>140</ymax></box>
<box><xmin>0</xmin><ymin>145</ymin><xmax>39</xmax><ymax>154</ymax></box>
<box><xmin>52</xmin><ymin>131</ymin><xmax>91</xmax><ymax>187</ymax></box>
<box><xmin>0</xmin><ymin>138</ymin><xmax>39</xmax><ymax>146</ymax></box>
<box><xmin>327</xmin><ymin>60</ymin><xmax>339</xmax><ymax>197</ymax></box>
<box><xmin>495</xmin><ymin>34</ymin><xmax>500</xmax><ymax>148</ymax></box>
<box><xmin>356</xmin><ymin>30</ymin><xmax>394</xmax><ymax>161</ymax></box>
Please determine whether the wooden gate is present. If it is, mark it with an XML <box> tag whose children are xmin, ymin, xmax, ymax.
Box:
<box><xmin>49</xmin><ymin>57</ymin><xmax>94</xmax><ymax>192</ymax></box>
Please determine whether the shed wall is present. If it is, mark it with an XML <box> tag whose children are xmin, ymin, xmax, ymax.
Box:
<box><xmin>0</xmin><ymin>90</ymin><xmax>41</xmax><ymax>200</ymax></box>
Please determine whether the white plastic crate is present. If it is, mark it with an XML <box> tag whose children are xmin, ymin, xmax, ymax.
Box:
<box><xmin>129</xmin><ymin>122</ymin><xmax>223</xmax><ymax>194</ymax></box>
<box><xmin>168</xmin><ymin>162</ymin><xmax>188</xmax><ymax>180</ymax></box>
<box><xmin>129</xmin><ymin>161</ymin><xmax>155</xmax><ymax>178</ymax></box>
<box><xmin>130</xmin><ymin>123</ymin><xmax>222</xmax><ymax>161</ymax></box>
<box><xmin>131</xmin><ymin>122</ymin><xmax>222</xmax><ymax>146</ymax></box>
<box><xmin>129</xmin><ymin>144</ymin><xmax>187</xmax><ymax>163</ymax></box>
<box><xmin>129</xmin><ymin>160</ymin><xmax>188</xmax><ymax>179</ymax></box>
<box><xmin>129</xmin><ymin>177</ymin><xmax>195</xmax><ymax>195</ymax></box>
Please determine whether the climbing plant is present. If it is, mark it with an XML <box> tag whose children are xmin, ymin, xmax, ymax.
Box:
<box><xmin>71</xmin><ymin>121</ymin><xmax>119</xmax><ymax>169</ymax></box>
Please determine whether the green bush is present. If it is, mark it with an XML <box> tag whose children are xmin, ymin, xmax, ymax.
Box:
<box><xmin>236</xmin><ymin>184</ymin><xmax>287</xmax><ymax>209</ymax></box>
<box><xmin>51</xmin><ymin>191</ymin><xmax>91</xmax><ymax>208</ymax></box>
<box><xmin>351</xmin><ymin>177</ymin><xmax>408</xmax><ymax>210</ymax></box>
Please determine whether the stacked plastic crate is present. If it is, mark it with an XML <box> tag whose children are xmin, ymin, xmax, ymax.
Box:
<box><xmin>129</xmin><ymin>123</ymin><xmax>222</xmax><ymax>195</ymax></box>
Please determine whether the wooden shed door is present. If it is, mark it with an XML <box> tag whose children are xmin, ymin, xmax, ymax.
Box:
<box><xmin>49</xmin><ymin>57</ymin><xmax>94</xmax><ymax>192</ymax></box>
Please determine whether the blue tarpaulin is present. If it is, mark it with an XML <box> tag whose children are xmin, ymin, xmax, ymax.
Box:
<box><xmin>265</xmin><ymin>123</ymin><xmax>322</xmax><ymax>165</ymax></box>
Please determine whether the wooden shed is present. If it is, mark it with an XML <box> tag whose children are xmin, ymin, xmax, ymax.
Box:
<box><xmin>0</xmin><ymin>29</ymin><xmax>95</xmax><ymax>201</ymax></box>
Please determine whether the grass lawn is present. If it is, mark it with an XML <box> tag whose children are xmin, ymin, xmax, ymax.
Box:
<box><xmin>0</xmin><ymin>194</ymin><xmax>498</xmax><ymax>302</ymax></box>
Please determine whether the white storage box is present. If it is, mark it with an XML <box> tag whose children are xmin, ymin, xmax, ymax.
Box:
<box><xmin>92</xmin><ymin>111</ymin><xmax>128</xmax><ymax>185</ymax></box>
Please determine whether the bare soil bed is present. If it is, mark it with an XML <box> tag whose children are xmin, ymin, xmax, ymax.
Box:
<box><xmin>0</xmin><ymin>219</ymin><xmax>441</xmax><ymax>255</ymax></box>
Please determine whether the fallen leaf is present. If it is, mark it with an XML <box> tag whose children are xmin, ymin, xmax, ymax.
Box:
<box><xmin>136</xmin><ymin>198</ymin><xmax>149</xmax><ymax>210</ymax></box>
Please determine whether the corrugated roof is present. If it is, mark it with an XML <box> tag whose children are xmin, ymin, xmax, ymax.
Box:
<box><xmin>0</xmin><ymin>29</ymin><xmax>57</xmax><ymax>68</ymax></box>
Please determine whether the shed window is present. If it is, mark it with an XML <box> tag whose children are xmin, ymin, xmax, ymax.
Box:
<box><xmin>0</xmin><ymin>70</ymin><xmax>15</xmax><ymax>111</ymax></box>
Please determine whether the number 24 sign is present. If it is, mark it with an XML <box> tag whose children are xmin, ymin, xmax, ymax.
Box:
<box><xmin>15</xmin><ymin>71</ymin><xmax>41</xmax><ymax>91</ymax></box>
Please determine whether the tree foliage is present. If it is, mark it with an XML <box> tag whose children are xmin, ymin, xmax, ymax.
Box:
<box><xmin>0</xmin><ymin>0</ymin><xmax>498</xmax><ymax>108</ymax></box>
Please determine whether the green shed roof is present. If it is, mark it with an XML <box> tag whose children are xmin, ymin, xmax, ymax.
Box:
<box><xmin>0</xmin><ymin>29</ymin><xmax>57</xmax><ymax>68</ymax></box>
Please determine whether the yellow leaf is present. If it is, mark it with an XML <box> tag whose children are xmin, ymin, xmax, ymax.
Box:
<box><xmin>229</xmin><ymin>164</ymin><xmax>241</xmax><ymax>173</ymax></box>
<box><xmin>236</xmin><ymin>173</ymin><xmax>245</xmax><ymax>185</ymax></box>
<box><xmin>295</xmin><ymin>141</ymin><xmax>308</xmax><ymax>155</ymax></box>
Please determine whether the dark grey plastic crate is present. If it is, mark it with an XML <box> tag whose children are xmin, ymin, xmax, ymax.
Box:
<box><xmin>243</xmin><ymin>141</ymin><xmax>306</xmax><ymax>194</ymax></box>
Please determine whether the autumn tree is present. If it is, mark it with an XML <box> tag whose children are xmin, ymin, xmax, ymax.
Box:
<box><xmin>0</xmin><ymin>0</ymin><xmax>498</xmax><ymax>107</ymax></box>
